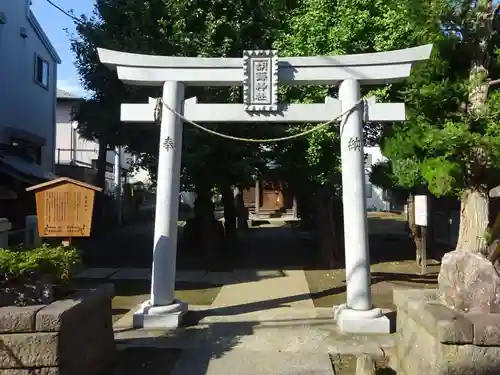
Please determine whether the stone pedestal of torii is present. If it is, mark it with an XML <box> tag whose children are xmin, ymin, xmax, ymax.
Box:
<box><xmin>98</xmin><ymin>45</ymin><xmax>432</xmax><ymax>332</ymax></box>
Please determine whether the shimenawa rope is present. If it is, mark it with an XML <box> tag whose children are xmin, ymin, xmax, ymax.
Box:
<box><xmin>155</xmin><ymin>97</ymin><xmax>366</xmax><ymax>143</ymax></box>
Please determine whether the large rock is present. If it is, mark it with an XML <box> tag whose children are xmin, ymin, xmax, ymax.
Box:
<box><xmin>438</xmin><ymin>250</ymin><xmax>500</xmax><ymax>313</ymax></box>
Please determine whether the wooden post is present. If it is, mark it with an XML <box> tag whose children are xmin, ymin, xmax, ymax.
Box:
<box><xmin>420</xmin><ymin>226</ymin><xmax>427</xmax><ymax>275</ymax></box>
<box><xmin>415</xmin><ymin>195</ymin><xmax>428</xmax><ymax>275</ymax></box>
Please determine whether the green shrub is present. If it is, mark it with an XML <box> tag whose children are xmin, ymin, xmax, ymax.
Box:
<box><xmin>0</xmin><ymin>244</ymin><xmax>82</xmax><ymax>285</ymax></box>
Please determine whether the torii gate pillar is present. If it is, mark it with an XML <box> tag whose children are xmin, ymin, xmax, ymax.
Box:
<box><xmin>131</xmin><ymin>81</ymin><xmax>187</xmax><ymax>329</ymax></box>
<box><xmin>98</xmin><ymin>44</ymin><xmax>432</xmax><ymax>332</ymax></box>
<box><xmin>335</xmin><ymin>79</ymin><xmax>387</xmax><ymax>332</ymax></box>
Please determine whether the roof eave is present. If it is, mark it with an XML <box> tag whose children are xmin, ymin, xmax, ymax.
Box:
<box><xmin>27</xmin><ymin>10</ymin><xmax>62</xmax><ymax>64</ymax></box>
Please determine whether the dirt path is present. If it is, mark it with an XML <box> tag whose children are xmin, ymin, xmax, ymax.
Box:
<box><xmin>232</xmin><ymin>223</ymin><xmax>318</xmax><ymax>270</ymax></box>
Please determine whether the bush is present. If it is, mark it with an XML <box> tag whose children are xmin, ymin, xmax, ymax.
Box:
<box><xmin>0</xmin><ymin>244</ymin><xmax>82</xmax><ymax>286</ymax></box>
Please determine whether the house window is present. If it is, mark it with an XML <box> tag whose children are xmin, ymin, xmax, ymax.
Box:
<box><xmin>34</xmin><ymin>54</ymin><xmax>49</xmax><ymax>88</ymax></box>
<box><xmin>365</xmin><ymin>183</ymin><xmax>373</xmax><ymax>198</ymax></box>
<box><xmin>10</xmin><ymin>137</ymin><xmax>42</xmax><ymax>164</ymax></box>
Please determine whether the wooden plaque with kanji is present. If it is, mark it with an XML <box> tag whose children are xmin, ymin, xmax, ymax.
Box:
<box><xmin>26</xmin><ymin>177</ymin><xmax>102</xmax><ymax>238</ymax></box>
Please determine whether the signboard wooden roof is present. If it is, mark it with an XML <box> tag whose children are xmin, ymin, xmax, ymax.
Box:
<box><xmin>26</xmin><ymin>177</ymin><xmax>102</xmax><ymax>192</ymax></box>
<box><xmin>26</xmin><ymin>177</ymin><xmax>102</xmax><ymax>238</ymax></box>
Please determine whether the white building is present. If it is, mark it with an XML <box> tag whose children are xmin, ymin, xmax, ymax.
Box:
<box><xmin>0</xmin><ymin>0</ymin><xmax>60</xmax><ymax>180</ymax></box>
<box><xmin>364</xmin><ymin>146</ymin><xmax>391</xmax><ymax>211</ymax></box>
<box><xmin>55</xmin><ymin>89</ymin><xmax>151</xmax><ymax>193</ymax></box>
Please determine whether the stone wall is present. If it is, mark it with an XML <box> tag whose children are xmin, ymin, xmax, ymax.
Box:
<box><xmin>0</xmin><ymin>284</ymin><xmax>115</xmax><ymax>375</ymax></box>
<box><xmin>393</xmin><ymin>288</ymin><xmax>500</xmax><ymax>375</ymax></box>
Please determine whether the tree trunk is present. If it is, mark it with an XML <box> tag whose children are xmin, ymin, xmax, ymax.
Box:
<box><xmin>331</xmin><ymin>197</ymin><xmax>345</xmax><ymax>254</ymax></box>
<box><xmin>456</xmin><ymin>189</ymin><xmax>490</xmax><ymax>255</ymax></box>
<box><xmin>314</xmin><ymin>187</ymin><xmax>339</xmax><ymax>268</ymax></box>
<box><xmin>235</xmin><ymin>186</ymin><xmax>249</xmax><ymax>230</ymax></box>
<box><xmin>222</xmin><ymin>186</ymin><xmax>237</xmax><ymax>245</ymax></box>
<box><xmin>455</xmin><ymin>1</ymin><xmax>494</xmax><ymax>256</ymax></box>
<box><xmin>406</xmin><ymin>194</ymin><xmax>423</xmax><ymax>265</ymax></box>
<box><xmin>194</xmin><ymin>184</ymin><xmax>221</xmax><ymax>257</ymax></box>
<box><xmin>91</xmin><ymin>139</ymin><xmax>109</xmax><ymax>234</ymax></box>
<box><xmin>467</xmin><ymin>0</ymin><xmax>494</xmax><ymax>115</ymax></box>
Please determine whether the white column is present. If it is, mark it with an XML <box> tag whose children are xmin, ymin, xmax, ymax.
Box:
<box><xmin>150</xmin><ymin>81</ymin><xmax>184</xmax><ymax>306</ymax></box>
<box><xmin>114</xmin><ymin>146</ymin><xmax>122</xmax><ymax>225</ymax></box>
<box><xmin>336</xmin><ymin>79</ymin><xmax>389</xmax><ymax>333</ymax></box>
<box><xmin>339</xmin><ymin>79</ymin><xmax>372</xmax><ymax>311</ymax></box>
<box><xmin>132</xmin><ymin>81</ymin><xmax>187</xmax><ymax>329</ymax></box>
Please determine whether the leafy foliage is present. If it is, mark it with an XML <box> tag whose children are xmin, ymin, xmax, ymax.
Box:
<box><xmin>376</xmin><ymin>1</ymin><xmax>500</xmax><ymax>198</ymax></box>
<box><xmin>271</xmin><ymin>0</ymin><xmax>433</xmax><ymax>193</ymax></box>
<box><xmin>70</xmin><ymin>0</ymin><xmax>299</xmax><ymax>193</ymax></box>
<box><xmin>0</xmin><ymin>244</ymin><xmax>81</xmax><ymax>285</ymax></box>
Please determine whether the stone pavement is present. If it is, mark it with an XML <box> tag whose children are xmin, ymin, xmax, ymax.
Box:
<box><xmin>99</xmin><ymin>267</ymin><xmax>393</xmax><ymax>375</ymax></box>
<box><xmin>76</xmin><ymin>222</ymin><xmax>397</xmax><ymax>374</ymax></box>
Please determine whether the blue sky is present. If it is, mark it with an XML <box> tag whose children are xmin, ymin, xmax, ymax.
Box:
<box><xmin>31</xmin><ymin>0</ymin><xmax>94</xmax><ymax>97</ymax></box>
<box><xmin>30</xmin><ymin>0</ymin><xmax>500</xmax><ymax>99</ymax></box>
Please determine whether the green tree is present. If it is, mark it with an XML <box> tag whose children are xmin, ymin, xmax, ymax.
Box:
<box><xmin>375</xmin><ymin>0</ymin><xmax>500</xmax><ymax>255</ymax></box>
<box><xmin>70</xmin><ymin>0</ymin><xmax>296</xmax><ymax>244</ymax></box>
<box><xmin>270</xmin><ymin>0</ymin><xmax>432</xmax><ymax>265</ymax></box>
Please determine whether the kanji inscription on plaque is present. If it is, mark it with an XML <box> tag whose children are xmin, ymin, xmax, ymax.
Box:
<box><xmin>243</xmin><ymin>50</ymin><xmax>278</xmax><ymax>112</ymax></box>
<box><xmin>26</xmin><ymin>177</ymin><xmax>102</xmax><ymax>238</ymax></box>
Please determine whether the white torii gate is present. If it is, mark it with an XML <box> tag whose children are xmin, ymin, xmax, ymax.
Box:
<box><xmin>98</xmin><ymin>45</ymin><xmax>432</xmax><ymax>333</ymax></box>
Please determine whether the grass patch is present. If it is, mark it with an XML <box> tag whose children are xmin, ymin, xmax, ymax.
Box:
<box><xmin>101</xmin><ymin>347</ymin><xmax>182</xmax><ymax>375</ymax></box>
<box><xmin>71</xmin><ymin>279</ymin><xmax>222</xmax><ymax>322</ymax></box>
<box><xmin>175</xmin><ymin>281</ymin><xmax>222</xmax><ymax>306</ymax></box>
<box><xmin>305</xmin><ymin>269</ymin><xmax>347</xmax><ymax>308</ymax></box>
<box><xmin>367</xmin><ymin>212</ymin><xmax>407</xmax><ymax>221</ymax></box>
<box><xmin>304</xmin><ymin>261</ymin><xmax>440</xmax><ymax>309</ymax></box>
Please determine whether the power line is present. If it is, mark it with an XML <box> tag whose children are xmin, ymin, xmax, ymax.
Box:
<box><xmin>44</xmin><ymin>0</ymin><xmax>82</xmax><ymax>24</ymax></box>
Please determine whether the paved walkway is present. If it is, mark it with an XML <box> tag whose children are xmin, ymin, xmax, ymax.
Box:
<box><xmin>100</xmin><ymin>266</ymin><xmax>391</xmax><ymax>375</ymax></box>
<box><xmin>77</xmin><ymin>222</ymin><xmax>396</xmax><ymax>374</ymax></box>
<box><xmin>77</xmin><ymin>265</ymin><xmax>393</xmax><ymax>374</ymax></box>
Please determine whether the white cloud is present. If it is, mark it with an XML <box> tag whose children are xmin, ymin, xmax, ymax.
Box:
<box><xmin>57</xmin><ymin>79</ymin><xmax>89</xmax><ymax>98</ymax></box>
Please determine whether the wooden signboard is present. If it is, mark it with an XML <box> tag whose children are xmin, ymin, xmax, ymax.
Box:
<box><xmin>26</xmin><ymin>177</ymin><xmax>102</xmax><ymax>238</ymax></box>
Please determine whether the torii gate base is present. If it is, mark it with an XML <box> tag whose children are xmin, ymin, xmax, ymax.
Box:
<box><xmin>98</xmin><ymin>45</ymin><xmax>431</xmax><ymax>333</ymax></box>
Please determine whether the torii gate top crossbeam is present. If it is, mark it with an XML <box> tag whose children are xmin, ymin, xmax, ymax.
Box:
<box><xmin>97</xmin><ymin>45</ymin><xmax>432</xmax><ymax>87</ymax></box>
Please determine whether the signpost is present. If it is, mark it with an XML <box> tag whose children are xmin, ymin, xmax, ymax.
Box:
<box><xmin>414</xmin><ymin>195</ymin><xmax>428</xmax><ymax>274</ymax></box>
<box><xmin>26</xmin><ymin>177</ymin><xmax>102</xmax><ymax>244</ymax></box>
